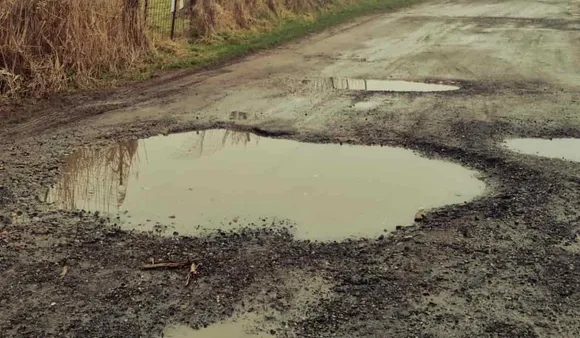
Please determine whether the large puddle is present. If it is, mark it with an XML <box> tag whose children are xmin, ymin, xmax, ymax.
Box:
<box><xmin>504</xmin><ymin>138</ymin><xmax>580</xmax><ymax>162</ymax></box>
<box><xmin>46</xmin><ymin>130</ymin><xmax>484</xmax><ymax>240</ymax></box>
<box><xmin>305</xmin><ymin>77</ymin><xmax>460</xmax><ymax>92</ymax></box>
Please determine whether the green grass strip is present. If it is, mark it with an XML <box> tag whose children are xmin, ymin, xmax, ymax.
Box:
<box><xmin>138</xmin><ymin>0</ymin><xmax>425</xmax><ymax>79</ymax></box>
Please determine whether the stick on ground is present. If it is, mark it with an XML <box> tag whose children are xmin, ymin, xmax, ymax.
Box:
<box><xmin>141</xmin><ymin>262</ymin><xmax>189</xmax><ymax>270</ymax></box>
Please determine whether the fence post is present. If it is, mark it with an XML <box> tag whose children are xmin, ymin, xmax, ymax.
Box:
<box><xmin>170</xmin><ymin>0</ymin><xmax>178</xmax><ymax>39</ymax></box>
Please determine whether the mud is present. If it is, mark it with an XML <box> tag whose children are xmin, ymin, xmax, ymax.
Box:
<box><xmin>45</xmin><ymin>129</ymin><xmax>483</xmax><ymax>240</ymax></box>
<box><xmin>1</xmin><ymin>0</ymin><xmax>580</xmax><ymax>337</ymax></box>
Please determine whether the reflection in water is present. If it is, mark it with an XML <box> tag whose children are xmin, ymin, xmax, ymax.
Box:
<box><xmin>178</xmin><ymin>129</ymin><xmax>256</xmax><ymax>159</ymax></box>
<box><xmin>46</xmin><ymin>140</ymin><xmax>139</xmax><ymax>212</ymax></box>
<box><xmin>306</xmin><ymin>77</ymin><xmax>460</xmax><ymax>92</ymax></box>
<box><xmin>47</xmin><ymin>131</ymin><xmax>254</xmax><ymax>213</ymax></box>
<box><xmin>47</xmin><ymin>129</ymin><xmax>484</xmax><ymax>240</ymax></box>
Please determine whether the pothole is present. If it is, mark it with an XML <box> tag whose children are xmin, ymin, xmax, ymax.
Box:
<box><xmin>162</xmin><ymin>269</ymin><xmax>331</xmax><ymax>337</ymax></box>
<box><xmin>162</xmin><ymin>319</ymin><xmax>272</xmax><ymax>338</ymax></box>
<box><xmin>304</xmin><ymin>77</ymin><xmax>460</xmax><ymax>92</ymax></box>
<box><xmin>45</xmin><ymin>129</ymin><xmax>484</xmax><ymax>240</ymax></box>
<box><xmin>504</xmin><ymin>138</ymin><xmax>580</xmax><ymax>162</ymax></box>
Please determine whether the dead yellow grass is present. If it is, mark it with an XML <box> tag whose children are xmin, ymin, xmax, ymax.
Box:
<box><xmin>0</xmin><ymin>0</ymin><xmax>150</xmax><ymax>98</ymax></box>
<box><xmin>0</xmin><ymin>0</ymin><xmax>358</xmax><ymax>98</ymax></box>
<box><xmin>189</xmin><ymin>0</ymin><xmax>341</xmax><ymax>40</ymax></box>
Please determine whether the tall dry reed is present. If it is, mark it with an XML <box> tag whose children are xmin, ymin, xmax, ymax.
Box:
<box><xmin>0</xmin><ymin>0</ymin><xmax>150</xmax><ymax>98</ymax></box>
<box><xmin>188</xmin><ymin>0</ymin><xmax>342</xmax><ymax>40</ymax></box>
<box><xmin>0</xmin><ymin>0</ymin><xmax>355</xmax><ymax>98</ymax></box>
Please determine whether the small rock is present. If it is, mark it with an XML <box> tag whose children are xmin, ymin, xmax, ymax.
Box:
<box><xmin>414</xmin><ymin>211</ymin><xmax>426</xmax><ymax>222</ymax></box>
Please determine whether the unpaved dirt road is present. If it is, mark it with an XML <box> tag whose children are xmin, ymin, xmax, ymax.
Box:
<box><xmin>2</xmin><ymin>0</ymin><xmax>580</xmax><ymax>337</ymax></box>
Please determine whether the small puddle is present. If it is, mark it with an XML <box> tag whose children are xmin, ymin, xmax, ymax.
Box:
<box><xmin>305</xmin><ymin>77</ymin><xmax>459</xmax><ymax>92</ymax></box>
<box><xmin>353</xmin><ymin>100</ymin><xmax>383</xmax><ymax>111</ymax></box>
<box><xmin>504</xmin><ymin>138</ymin><xmax>580</xmax><ymax>162</ymax></box>
<box><xmin>162</xmin><ymin>270</ymin><xmax>330</xmax><ymax>338</ymax></box>
<box><xmin>46</xmin><ymin>129</ymin><xmax>484</xmax><ymax>240</ymax></box>
<box><xmin>162</xmin><ymin>319</ymin><xmax>272</xmax><ymax>338</ymax></box>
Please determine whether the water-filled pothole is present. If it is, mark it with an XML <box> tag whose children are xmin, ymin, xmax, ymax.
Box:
<box><xmin>504</xmin><ymin>138</ymin><xmax>580</xmax><ymax>162</ymax></box>
<box><xmin>46</xmin><ymin>129</ymin><xmax>484</xmax><ymax>240</ymax></box>
<box><xmin>162</xmin><ymin>270</ymin><xmax>330</xmax><ymax>337</ymax></box>
<box><xmin>304</xmin><ymin>77</ymin><xmax>460</xmax><ymax>92</ymax></box>
<box><xmin>163</xmin><ymin>319</ymin><xmax>271</xmax><ymax>338</ymax></box>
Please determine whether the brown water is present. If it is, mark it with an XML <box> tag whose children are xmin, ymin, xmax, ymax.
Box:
<box><xmin>305</xmin><ymin>77</ymin><xmax>460</xmax><ymax>92</ymax></box>
<box><xmin>504</xmin><ymin>138</ymin><xmax>580</xmax><ymax>162</ymax></box>
<box><xmin>162</xmin><ymin>319</ymin><xmax>272</xmax><ymax>338</ymax></box>
<box><xmin>46</xmin><ymin>129</ymin><xmax>484</xmax><ymax>240</ymax></box>
<box><xmin>162</xmin><ymin>270</ymin><xmax>330</xmax><ymax>338</ymax></box>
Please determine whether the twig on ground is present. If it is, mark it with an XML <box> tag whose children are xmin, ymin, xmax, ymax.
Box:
<box><xmin>141</xmin><ymin>262</ymin><xmax>189</xmax><ymax>270</ymax></box>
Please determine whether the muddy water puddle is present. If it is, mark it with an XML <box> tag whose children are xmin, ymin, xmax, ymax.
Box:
<box><xmin>504</xmin><ymin>138</ymin><xmax>580</xmax><ymax>162</ymax></box>
<box><xmin>163</xmin><ymin>319</ymin><xmax>272</xmax><ymax>338</ymax></box>
<box><xmin>304</xmin><ymin>77</ymin><xmax>459</xmax><ymax>92</ymax></box>
<box><xmin>162</xmin><ymin>270</ymin><xmax>330</xmax><ymax>337</ymax></box>
<box><xmin>46</xmin><ymin>129</ymin><xmax>484</xmax><ymax>240</ymax></box>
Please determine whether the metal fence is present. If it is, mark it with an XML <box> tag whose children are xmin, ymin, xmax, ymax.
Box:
<box><xmin>144</xmin><ymin>0</ymin><xmax>190</xmax><ymax>39</ymax></box>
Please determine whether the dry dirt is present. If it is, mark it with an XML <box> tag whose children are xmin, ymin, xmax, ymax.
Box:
<box><xmin>1</xmin><ymin>0</ymin><xmax>580</xmax><ymax>337</ymax></box>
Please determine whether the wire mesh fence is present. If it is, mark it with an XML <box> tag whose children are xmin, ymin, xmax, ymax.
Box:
<box><xmin>143</xmin><ymin>0</ymin><xmax>190</xmax><ymax>39</ymax></box>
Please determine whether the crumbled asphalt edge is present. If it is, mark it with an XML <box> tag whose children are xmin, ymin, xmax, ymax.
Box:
<box><xmin>1</xmin><ymin>83</ymin><xmax>580</xmax><ymax>337</ymax></box>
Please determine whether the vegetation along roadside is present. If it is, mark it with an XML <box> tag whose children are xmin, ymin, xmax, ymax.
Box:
<box><xmin>0</xmin><ymin>0</ymin><xmax>424</xmax><ymax>100</ymax></box>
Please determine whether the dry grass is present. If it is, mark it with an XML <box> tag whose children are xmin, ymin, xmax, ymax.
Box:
<box><xmin>188</xmin><ymin>0</ymin><xmax>341</xmax><ymax>40</ymax></box>
<box><xmin>0</xmin><ymin>0</ymin><xmax>408</xmax><ymax>99</ymax></box>
<box><xmin>0</xmin><ymin>0</ymin><xmax>150</xmax><ymax>98</ymax></box>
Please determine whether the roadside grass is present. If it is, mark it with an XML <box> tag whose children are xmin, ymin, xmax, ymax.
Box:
<box><xmin>139</xmin><ymin>0</ymin><xmax>425</xmax><ymax>80</ymax></box>
<box><xmin>0</xmin><ymin>0</ymin><xmax>423</xmax><ymax>99</ymax></box>
<box><xmin>0</xmin><ymin>0</ymin><xmax>148</xmax><ymax>99</ymax></box>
